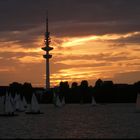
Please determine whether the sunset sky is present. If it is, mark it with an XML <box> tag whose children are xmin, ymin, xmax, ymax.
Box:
<box><xmin>0</xmin><ymin>0</ymin><xmax>140</xmax><ymax>87</ymax></box>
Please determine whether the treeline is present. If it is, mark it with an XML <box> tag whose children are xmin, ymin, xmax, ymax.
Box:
<box><xmin>42</xmin><ymin>79</ymin><xmax>140</xmax><ymax>103</ymax></box>
<box><xmin>0</xmin><ymin>82</ymin><xmax>34</xmax><ymax>104</ymax></box>
<box><xmin>0</xmin><ymin>79</ymin><xmax>140</xmax><ymax>103</ymax></box>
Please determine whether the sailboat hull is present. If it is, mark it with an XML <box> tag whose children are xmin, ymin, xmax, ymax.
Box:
<box><xmin>0</xmin><ymin>114</ymin><xmax>18</xmax><ymax>117</ymax></box>
<box><xmin>25</xmin><ymin>111</ymin><xmax>44</xmax><ymax>114</ymax></box>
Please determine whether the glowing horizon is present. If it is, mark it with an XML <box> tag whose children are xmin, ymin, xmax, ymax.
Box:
<box><xmin>0</xmin><ymin>30</ymin><xmax>140</xmax><ymax>87</ymax></box>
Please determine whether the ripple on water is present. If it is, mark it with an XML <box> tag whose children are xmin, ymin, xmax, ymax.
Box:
<box><xmin>0</xmin><ymin>103</ymin><xmax>140</xmax><ymax>139</ymax></box>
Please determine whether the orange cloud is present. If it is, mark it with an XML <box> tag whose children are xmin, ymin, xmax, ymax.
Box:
<box><xmin>52</xmin><ymin>31</ymin><xmax>140</xmax><ymax>48</ymax></box>
<box><xmin>0</xmin><ymin>30</ymin><xmax>140</xmax><ymax>87</ymax></box>
<box><xmin>18</xmin><ymin>56</ymin><xmax>43</xmax><ymax>63</ymax></box>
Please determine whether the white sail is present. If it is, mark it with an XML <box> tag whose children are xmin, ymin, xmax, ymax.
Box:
<box><xmin>0</xmin><ymin>96</ymin><xmax>5</xmax><ymax>114</ymax></box>
<box><xmin>19</xmin><ymin>98</ymin><xmax>25</xmax><ymax>112</ymax></box>
<box><xmin>15</xmin><ymin>93</ymin><xmax>20</xmax><ymax>111</ymax></box>
<box><xmin>53</xmin><ymin>91</ymin><xmax>56</xmax><ymax>99</ymax></box>
<box><xmin>136</xmin><ymin>93</ymin><xmax>140</xmax><ymax>112</ymax></box>
<box><xmin>9</xmin><ymin>94</ymin><xmax>14</xmax><ymax>113</ymax></box>
<box><xmin>91</xmin><ymin>96</ymin><xmax>96</xmax><ymax>106</ymax></box>
<box><xmin>5</xmin><ymin>92</ymin><xmax>9</xmax><ymax>114</ymax></box>
<box><xmin>62</xmin><ymin>97</ymin><xmax>65</xmax><ymax>106</ymax></box>
<box><xmin>31</xmin><ymin>94</ymin><xmax>40</xmax><ymax>113</ymax></box>
<box><xmin>53</xmin><ymin>91</ymin><xmax>57</xmax><ymax>105</ymax></box>
<box><xmin>23</xmin><ymin>96</ymin><xmax>27</xmax><ymax>107</ymax></box>
<box><xmin>10</xmin><ymin>95</ymin><xmax>16</xmax><ymax>112</ymax></box>
<box><xmin>14</xmin><ymin>93</ymin><xmax>25</xmax><ymax>111</ymax></box>
<box><xmin>5</xmin><ymin>93</ymin><xmax>14</xmax><ymax>114</ymax></box>
<box><xmin>56</xmin><ymin>95</ymin><xmax>62</xmax><ymax>107</ymax></box>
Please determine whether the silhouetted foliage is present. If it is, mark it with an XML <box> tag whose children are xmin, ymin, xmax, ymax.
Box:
<box><xmin>22</xmin><ymin>82</ymin><xmax>33</xmax><ymax>104</ymax></box>
<box><xmin>95</xmin><ymin>79</ymin><xmax>103</xmax><ymax>87</ymax></box>
<box><xmin>79</xmin><ymin>80</ymin><xmax>90</xmax><ymax>103</ymax></box>
<box><xmin>59</xmin><ymin>81</ymin><xmax>69</xmax><ymax>102</ymax></box>
<box><xmin>71</xmin><ymin>82</ymin><xmax>78</xmax><ymax>88</ymax></box>
<box><xmin>0</xmin><ymin>79</ymin><xmax>139</xmax><ymax>104</ymax></box>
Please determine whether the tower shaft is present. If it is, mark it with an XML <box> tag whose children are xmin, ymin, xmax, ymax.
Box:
<box><xmin>42</xmin><ymin>12</ymin><xmax>53</xmax><ymax>89</ymax></box>
<box><xmin>46</xmin><ymin>56</ymin><xmax>50</xmax><ymax>89</ymax></box>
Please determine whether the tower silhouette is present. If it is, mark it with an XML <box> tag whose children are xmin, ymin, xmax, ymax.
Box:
<box><xmin>42</xmin><ymin>12</ymin><xmax>53</xmax><ymax>89</ymax></box>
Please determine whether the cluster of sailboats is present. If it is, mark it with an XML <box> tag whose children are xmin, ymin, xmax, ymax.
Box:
<box><xmin>1</xmin><ymin>90</ymin><xmax>140</xmax><ymax>117</ymax></box>
<box><xmin>53</xmin><ymin>91</ymin><xmax>97</xmax><ymax>107</ymax></box>
<box><xmin>0</xmin><ymin>90</ymin><xmax>98</xmax><ymax>116</ymax></box>
<box><xmin>52</xmin><ymin>92</ymin><xmax>140</xmax><ymax>112</ymax></box>
<box><xmin>0</xmin><ymin>92</ymin><xmax>41</xmax><ymax>116</ymax></box>
<box><xmin>53</xmin><ymin>92</ymin><xmax>66</xmax><ymax>107</ymax></box>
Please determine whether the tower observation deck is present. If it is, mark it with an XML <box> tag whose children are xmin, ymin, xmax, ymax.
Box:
<box><xmin>42</xmin><ymin>14</ymin><xmax>53</xmax><ymax>89</ymax></box>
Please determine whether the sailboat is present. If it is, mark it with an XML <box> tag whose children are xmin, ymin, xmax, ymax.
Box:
<box><xmin>23</xmin><ymin>96</ymin><xmax>27</xmax><ymax>108</ymax></box>
<box><xmin>15</xmin><ymin>93</ymin><xmax>25</xmax><ymax>112</ymax></box>
<box><xmin>26</xmin><ymin>93</ymin><xmax>42</xmax><ymax>114</ymax></box>
<box><xmin>62</xmin><ymin>97</ymin><xmax>65</xmax><ymax>106</ymax></box>
<box><xmin>55</xmin><ymin>95</ymin><xmax>62</xmax><ymax>107</ymax></box>
<box><xmin>5</xmin><ymin>92</ymin><xmax>15</xmax><ymax>116</ymax></box>
<box><xmin>0</xmin><ymin>96</ymin><xmax>5</xmax><ymax>115</ymax></box>
<box><xmin>136</xmin><ymin>93</ymin><xmax>140</xmax><ymax>112</ymax></box>
<box><xmin>19</xmin><ymin>97</ymin><xmax>25</xmax><ymax>112</ymax></box>
<box><xmin>31</xmin><ymin>94</ymin><xmax>40</xmax><ymax>113</ymax></box>
<box><xmin>15</xmin><ymin>93</ymin><xmax>20</xmax><ymax>111</ymax></box>
<box><xmin>91</xmin><ymin>96</ymin><xmax>97</xmax><ymax>106</ymax></box>
<box><xmin>10</xmin><ymin>94</ymin><xmax>16</xmax><ymax>112</ymax></box>
<box><xmin>53</xmin><ymin>91</ymin><xmax>57</xmax><ymax>106</ymax></box>
<box><xmin>0</xmin><ymin>92</ymin><xmax>19</xmax><ymax>117</ymax></box>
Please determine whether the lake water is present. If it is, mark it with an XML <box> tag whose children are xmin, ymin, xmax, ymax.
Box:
<box><xmin>0</xmin><ymin>103</ymin><xmax>140</xmax><ymax>139</ymax></box>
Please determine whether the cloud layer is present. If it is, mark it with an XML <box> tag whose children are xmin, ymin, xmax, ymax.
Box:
<box><xmin>0</xmin><ymin>0</ymin><xmax>140</xmax><ymax>87</ymax></box>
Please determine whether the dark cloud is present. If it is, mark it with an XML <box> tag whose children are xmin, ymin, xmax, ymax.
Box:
<box><xmin>0</xmin><ymin>0</ymin><xmax>48</xmax><ymax>31</ymax></box>
<box><xmin>51</xmin><ymin>21</ymin><xmax>140</xmax><ymax>37</ymax></box>
<box><xmin>0</xmin><ymin>0</ymin><xmax>139</xmax><ymax>36</ymax></box>
<box><xmin>0</xmin><ymin>0</ymin><xmax>140</xmax><ymax>86</ymax></box>
<box><xmin>0</xmin><ymin>27</ymin><xmax>44</xmax><ymax>47</ymax></box>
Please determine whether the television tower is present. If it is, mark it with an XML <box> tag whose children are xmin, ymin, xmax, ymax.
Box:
<box><xmin>42</xmin><ymin>13</ymin><xmax>53</xmax><ymax>89</ymax></box>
